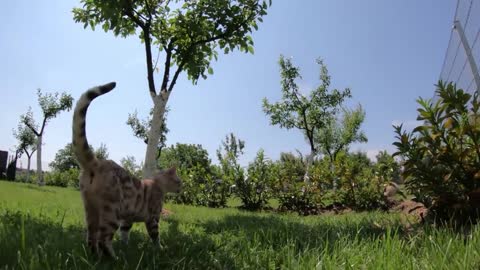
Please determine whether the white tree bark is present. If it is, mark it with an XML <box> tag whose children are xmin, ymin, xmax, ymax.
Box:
<box><xmin>143</xmin><ymin>93</ymin><xmax>169</xmax><ymax>178</ymax></box>
<box><xmin>303</xmin><ymin>151</ymin><xmax>315</xmax><ymax>184</ymax></box>
<box><xmin>26</xmin><ymin>158</ymin><xmax>31</xmax><ymax>183</ymax></box>
<box><xmin>36</xmin><ymin>135</ymin><xmax>44</xmax><ymax>186</ymax></box>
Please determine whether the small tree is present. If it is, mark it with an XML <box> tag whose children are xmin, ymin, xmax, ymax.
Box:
<box><xmin>237</xmin><ymin>149</ymin><xmax>276</xmax><ymax>210</ymax></box>
<box><xmin>13</xmin><ymin>123</ymin><xmax>37</xmax><ymax>182</ymax></box>
<box><xmin>94</xmin><ymin>143</ymin><xmax>110</xmax><ymax>160</ymax></box>
<box><xmin>127</xmin><ymin>108</ymin><xmax>169</xmax><ymax>159</ymax></box>
<box><xmin>21</xmin><ymin>89</ymin><xmax>73</xmax><ymax>186</ymax></box>
<box><xmin>217</xmin><ymin>133</ymin><xmax>246</xmax><ymax>201</ymax></box>
<box><xmin>50</xmin><ymin>143</ymin><xmax>110</xmax><ymax>172</ymax></box>
<box><xmin>314</xmin><ymin>105</ymin><xmax>367</xmax><ymax>189</ymax></box>
<box><xmin>120</xmin><ymin>155</ymin><xmax>143</xmax><ymax>178</ymax></box>
<box><xmin>159</xmin><ymin>143</ymin><xmax>211</xmax><ymax>171</ymax></box>
<box><xmin>73</xmin><ymin>0</ymin><xmax>271</xmax><ymax>178</ymax></box>
<box><xmin>49</xmin><ymin>143</ymin><xmax>78</xmax><ymax>172</ymax></box>
<box><xmin>263</xmin><ymin>56</ymin><xmax>351</xmax><ymax>181</ymax></box>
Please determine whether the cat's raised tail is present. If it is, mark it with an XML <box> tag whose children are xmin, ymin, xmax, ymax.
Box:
<box><xmin>72</xmin><ymin>82</ymin><xmax>116</xmax><ymax>169</ymax></box>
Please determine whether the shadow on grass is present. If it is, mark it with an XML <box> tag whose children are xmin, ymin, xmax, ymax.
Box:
<box><xmin>0</xmin><ymin>210</ymin><xmax>233</xmax><ymax>270</ymax></box>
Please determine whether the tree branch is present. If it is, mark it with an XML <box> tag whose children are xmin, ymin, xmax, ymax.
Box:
<box><xmin>167</xmin><ymin>62</ymin><xmax>185</xmax><ymax>92</ymax></box>
<box><xmin>160</xmin><ymin>43</ymin><xmax>173</xmax><ymax>92</ymax></box>
<box><xmin>123</xmin><ymin>6</ymin><xmax>146</xmax><ymax>29</ymax></box>
<box><xmin>39</xmin><ymin>117</ymin><xmax>47</xmax><ymax>135</ymax></box>
<box><xmin>192</xmin><ymin>11</ymin><xmax>256</xmax><ymax>46</ymax></box>
<box><xmin>23</xmin><ymin>121</ymin><xmax>40</xmax><ymax>137</ymax></box>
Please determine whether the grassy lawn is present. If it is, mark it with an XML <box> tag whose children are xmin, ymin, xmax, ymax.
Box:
<box><xmin>1</xmin><ymin>180</ymin><xmax>480</xmax><ymax>269</ymax></box>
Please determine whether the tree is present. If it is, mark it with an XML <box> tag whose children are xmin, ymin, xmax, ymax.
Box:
<box><xmin>73</xmin><ymin>0</ymin><xmax>271</xmax><ymax>178</ymax></box>
<box><xmin>263</xmin><ymin>56</ymin><xmax>351</xmax><ymax>181</ymax></box>
<box><xmin>50</xmin><ymin>143</ymin><xmax>110</xmax><ymax>172</ymax></box>
<box><xmin>13</xmin><ymin>123</ymin><xmax>37</xmax><ymax>182</ymax></box>
<box><xmin>314</xmin><ymin>105</ymin><xmax>367</xmax><ymax>189</ymax></box>
<box><xmin>315</xmin><ymin>105</ymin><xmax>367</xmax><ymax>164</ymax></box>
<box><xmin>238</xmin><ymin>149</ymin><xmax>276</xmax><ymax>210</ymax></box>
<box><xmin>217</xmin><ymin>133</ymin><xmax>245</xmax><ymax>177</ymax></box>
<box><xmin>127</xmin><ymin>107</ymin><xmax>169</xmax><ymax>159</ymax></box>
<box><xmin>94</xmin><ymin>143</ymin><xmax>110</xmax><ymax>160</ymax></box>
<box><xmin>120</xmin><ymin>155</ymin><xmax>143</xmax><ymax>178</ymax></box>
<box><xmin>159</xmin><ymin>143</ymin><xmax>211</xmax><ymax>172</ymax></box>
<box><xmin>21</xmin><ymin>89</ymin><xmax>73</xmax><ymax>186</ymax></box>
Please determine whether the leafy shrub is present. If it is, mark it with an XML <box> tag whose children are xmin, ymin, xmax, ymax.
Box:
<box><xmin>197</xmin><ymin>165</ymin><xmax>231</xmax><ymax>208</ymax></box>
<box><xmin>273</xmin><ymin>153</ymin><xmax>323</xmax><ymax>215</ymax></box>
<box><xmin>375</xmin><ymin>150</ymin><xmax>401</xmax><ymax>184</ymax></box>
<box><xmin>159</xmin><ymin>143</ymin><xmax>232</xmax><ymax>207</ymax></box>
<box><xmin>15</xmin><ymin>170</ymin><xmax>36</xmax><ymax>184</ymax></box>
<box><xmin>44</xmin><ymin>168</ymin><xmax>80</xmax><ymax>188</ymax></box>
<box><xmin>167</xmin><ymin>165</ymin><xmax>231</xmax><ymax>208</ymax></box>
<box><xmin>311</xmin><ymin>152</ymin><xmax>388</xmax><ymax>211</ymax></box>
<box><xmin>234</xmin><ymin>150</ymin><xmax>276</xmax><ymax>210</ymax></box>
<box><xmin>394</xmin><ymin>82</ymin><xmax>480</xmax><ymax>223</ymax></box>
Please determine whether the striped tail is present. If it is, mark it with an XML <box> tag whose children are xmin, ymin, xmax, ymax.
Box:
<box><xmin>72</xmin><ymin>82</ymin><xmax>116</xmax><ymax>169</ymax></box>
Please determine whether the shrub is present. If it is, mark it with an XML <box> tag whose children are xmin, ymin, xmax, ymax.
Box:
<box><xmin>234</xmin><ymin>149</ymin><xmax>276</xmax><ymax>210</ymax></box>
<box><xmin>44</xmin><ymin>168</ymin><xmax>80</xmax><ymax>188</ymax></box>
<box><xmin>167</xmin><ymin>165</ymin><xmax>231</xmax><ymax>208</ymax></box>
<box><xmin>312</xmin><ymin>151</ymin><xmax>388</xmax><ymax>211</ymax></box>
<box><xmin>393</xmin><ymin>81</ymin><xmax>480</xmax><ymax>224</ymax></box>
<box><xmin>375</xmin><ymin>150</ymin><xmax>401</xmax><ymax>184</ymax></box>
<box><xmin>274</xmin><ymin>153</ymin><xmax>323</xmax><ymax>215</ymax></box>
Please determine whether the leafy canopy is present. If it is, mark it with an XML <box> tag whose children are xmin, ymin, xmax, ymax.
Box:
<box><xmin>263</xmin><ymin>56</ymin><xmax>351</xmax><ymax>153</ymax></box>
<box><xmin>49</xmin><ymin>143</ymin><xmax>110</xmax><ymax>172</ymax></box>
<box><xmin>314</xmin><ymin>105</ymin><xmax>367</xmax><ymax>161</ymax></box>
<box><xmin>73</xmin><ymin>0</ymin><xmax>271</xmax><ymax>89</ymax></box>
<box><xmin>21</xmin><ymin>89</ymin><xmax>73</xmax><ymax>136</ymax></box>
<box><xmin>13</xmin><ymin>123</ymin><xmax>37</xmax><ymax>158</ymax></box>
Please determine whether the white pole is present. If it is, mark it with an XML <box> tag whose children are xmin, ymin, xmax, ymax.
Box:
<box><xmin>454</xmin><ymin>20</ymin><xmax>480</xmax><ymax>95</ymax></box>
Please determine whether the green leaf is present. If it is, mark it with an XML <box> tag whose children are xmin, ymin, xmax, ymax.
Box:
<box><xmin>207</xmin><ymin>67</ymin><xmax>214</xmax><ymax>75</ymax></box>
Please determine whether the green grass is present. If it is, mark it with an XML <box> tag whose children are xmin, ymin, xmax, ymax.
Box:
<box><xmin>1</xmin><ymin>180</ymin><xmax>480</xmax><ymax>269</ymax></box>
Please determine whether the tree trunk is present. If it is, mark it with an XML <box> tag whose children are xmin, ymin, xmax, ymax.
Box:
<box><xmin>303</xmin><ymin>151</ymin><xmax>315</xmax><ymax>184</ymax></box>
<box><xmin>26</xmin><ymin>157</ymin><xmax>31</xmax><ymax>183</ymax></box>
<box><xmin>328</xmin><ymin>154</ymin><xmax>340</xmax><ymax>193</ymax></box>
<box><xmin>143</xmin><ymin>94</ymin><xmax>169</xmax><ymax>178</ymax></box>
<box><xmin>36</xmin><ymin>135</ymin><xmax>44</xmax><ymax>186</ymax></box>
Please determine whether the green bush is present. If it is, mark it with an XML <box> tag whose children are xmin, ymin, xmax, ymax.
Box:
<box><xmin>273</xmin><ymin>153</ymin><xmax>323</xmax><ymax>215</ymax></box>
<box><xmin>234</xmin><ymin>150</ymin><xmax>276</xmax><ymax>210</ymax></box>
<box><xmin>375</xmin><ymin>150</ymin><xmax>401</xmax><ymax>184</ymax></box>
<box><xmin>311</xmin><ymin>152</ymin><xmax>388</xmax><ymax>211</ymax></box>
<box><xmin>167</xmin><ymin>165</ymin><xmax>231</xmax><ymax>208</ymax></box>
<box><xmin>44</xmin><ymin>168</ymin><xmax>80</xmax><ymax>188</ymax></box>
<box><xmin>394</xmin><ymin>81</ymin><xmax>480</xmax><ymax>223</ymax></box>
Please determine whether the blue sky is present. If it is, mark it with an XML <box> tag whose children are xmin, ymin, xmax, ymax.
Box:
<box><xmin>0</xmin><ymin>0</ymin><xmax>455</xmax><ymax>170</ymax></box>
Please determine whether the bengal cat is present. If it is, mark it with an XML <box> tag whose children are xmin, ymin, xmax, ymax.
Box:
<box><xmin>72</xmin><ymin>82</ymin><xmax>182</xmax><ymax>258</ymax></box>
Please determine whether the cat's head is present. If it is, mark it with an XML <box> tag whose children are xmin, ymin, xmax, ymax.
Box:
<box><xmin>153</xmin><ymin>166</ymin><xmax>182</xmax><ymax>193</ymax></box>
